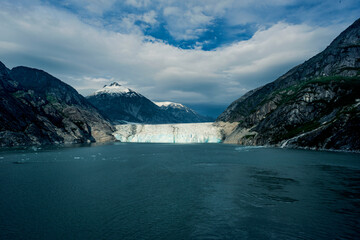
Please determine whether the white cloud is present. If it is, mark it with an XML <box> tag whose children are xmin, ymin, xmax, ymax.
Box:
<box><xmin>125</xmin><ymin>0</ymin><xmax>151</xmax><ymax>8</ymax></box>
<box><xmin>62</xmin><ymin>0</ymin><xmax>117</xmax><ymax>15</ymax></box>
<box><xmin>0</xmin><ymin>2</ymin><xmax>343</xmax><ymax>108</ymax></box>
<box><xmin>142</xmin><ymin>10</ymin><xmax>157</xmax><ymax>25</ymax></box>
<box><xmin>161</xmin><ymin>2</ymin><xmax>226</xmax><ymax>40</ymax></box>
<box><xmin>22</xmin><ymin>0</ymin><xmax>357</xmax><ymax>43</ymax></box>
<box><xmin>112</xmin><ymin>10</ymin><xmax>158</xmax><ymax>34</ymax></box>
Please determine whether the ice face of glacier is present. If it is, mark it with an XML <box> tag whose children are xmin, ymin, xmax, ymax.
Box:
<box><xmin>113</xmin><ymin>123</ymin><xmax>223</xmax><ymax>143</ymax></box>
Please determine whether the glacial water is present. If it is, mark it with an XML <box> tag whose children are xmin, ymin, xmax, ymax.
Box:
<box><xmin>0</xmin><ymin>143</ymin><xmax>359</xmax><ymax>240</ymax></box>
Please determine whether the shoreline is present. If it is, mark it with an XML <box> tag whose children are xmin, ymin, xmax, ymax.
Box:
<box><xmin>0</xmin><ymin>140</ymin><xmax>359</xmax><ymax>154</ymax></box>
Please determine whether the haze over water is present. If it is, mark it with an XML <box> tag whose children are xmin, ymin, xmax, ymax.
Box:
<box><xmin>0</xmin><ymin>143</ymin><xmax>359</xmax><ymax>239</ymax></box>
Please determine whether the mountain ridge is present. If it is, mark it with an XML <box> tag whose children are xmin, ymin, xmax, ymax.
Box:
<box><xmin>217</xmin><ymin>18</ymin><xmax>360</xmax><ymax>151</ymax></box>
<box><xmin>87</xmin><ymin>82</ymin><xmax>212</xmax><ymax>124</ymax></box>
<box><xmin>0</xmin><ymin>62</ymin><xmax>115</xmax><ymax>147</ymax></box>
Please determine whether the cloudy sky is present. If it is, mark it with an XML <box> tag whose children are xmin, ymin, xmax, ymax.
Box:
<box><xmin>0</xmin><ymin>0</ymin><xmax>359</xmax><ymax>117</ymax></box>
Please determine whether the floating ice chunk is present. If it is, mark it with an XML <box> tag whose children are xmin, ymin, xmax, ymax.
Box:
<box><xmin>235</xmin><ymin>146</ymin><xmax>265</xmax><ymax>152</ymax></box>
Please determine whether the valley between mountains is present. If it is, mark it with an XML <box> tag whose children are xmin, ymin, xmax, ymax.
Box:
<box><xmin>0</xmin><ymin>18</ymin><xmax>359</xmax><ymax>151</ymax></box>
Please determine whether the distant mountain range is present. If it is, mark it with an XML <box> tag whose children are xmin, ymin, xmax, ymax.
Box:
<box><xmin>217</xmin><ymin>18</ymin><xmax>360</xmax><ymax>151</ymax></box>
<box><xmin>154</xmin><ymin>102</ymin><xmax>213</xmax><ymax>123</ymax></box>
<box><xmin>87</xmin><ymin>82</ymin><xmax>212</xmax><ymax>124</ymax></box>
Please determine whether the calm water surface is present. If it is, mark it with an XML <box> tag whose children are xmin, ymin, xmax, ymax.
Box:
<box><xmin>0</xmin><ymin>143</ymin><xmax>359</xmax><ymax>240</ymax></box>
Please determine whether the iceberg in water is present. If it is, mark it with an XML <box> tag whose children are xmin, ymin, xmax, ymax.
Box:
<box><xmin>113</xmin><ymin>123</ymin><xmax>222</xmax><ymax>143</ymax></box>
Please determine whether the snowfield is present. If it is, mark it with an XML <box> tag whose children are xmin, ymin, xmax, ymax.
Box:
<box><xmin>113</xmin><ymin>123</ymin><xmax>223</xmax><ymax>143</ymax></box>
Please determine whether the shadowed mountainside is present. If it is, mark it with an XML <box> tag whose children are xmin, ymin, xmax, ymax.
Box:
<box><xmin>217</xmin><ymin>18</ymin><xmax>360</xmax><ymax>151</ymax></box>
<box><xmin>0</xmin><ymin>62</ymin><xmax>115</xmax><ymax>147</ymax></box>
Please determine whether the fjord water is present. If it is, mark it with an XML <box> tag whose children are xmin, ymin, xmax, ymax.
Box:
<box><xmin>0</xmin><ymin>143</ymin><xmax>359</xmax><ymax>240</ymax></box>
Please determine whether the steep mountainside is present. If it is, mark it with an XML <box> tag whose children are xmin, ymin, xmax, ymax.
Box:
<box><xmin>217</xmin><ymin>18</ymin><xmax>360</xmax><ymax>151</ymax></box>
<box><xmin>87</xmin><ymin>83</ymin><xmax>211</xmax><ymax>124</ymax></box>
<box><xmin>154</xmin><ymin>102</ymin><xmax>213</xmax><ymax>123</ymax></box>
<box><xmin>87</xmin><ymin>82</ymin><xmax>173</xmax><ymax>124</ymax></box>
<box><xmin>0</xmin><ymin>62</ymin><xmax>115</xmax><ymax>146</ymax></box>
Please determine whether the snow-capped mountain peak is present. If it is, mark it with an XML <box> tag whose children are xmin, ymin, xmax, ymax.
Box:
<box><xmin>154</xmin><ymin>101</ymin><xmax>185</xmax><ymax>108</ymax></box>
<box><xmin>87</xmin><ymin>86</ymin><xmax>213</xmax><ymax>123</ymax></box>
<box><xmin>154</xmin><ymin>101</ymin><xmax>200</xmax><ymax>115</ymax></box>
<box><xmin>92</xmin><ymin>82</ymin><xmax>134</xmax><ymax>96</ymax></box>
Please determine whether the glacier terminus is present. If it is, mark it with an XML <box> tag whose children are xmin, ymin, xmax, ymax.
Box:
<box><xmin>113</xmin><ymin>123</ymin><xmax>224</xmax><ymax>143</ymax></box>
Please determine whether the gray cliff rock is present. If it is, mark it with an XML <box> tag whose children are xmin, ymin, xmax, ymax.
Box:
<box><xmin>217</xmin><ymin>18</ymin><xmax>360</xmax><ymax>151</ymax></box>
<box><xmin>0</xmin><ymin>63</ymin><xmax>115</xmax><ymax>147</ymax></box>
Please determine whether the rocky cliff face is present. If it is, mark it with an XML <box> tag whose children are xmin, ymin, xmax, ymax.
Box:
<box><xmin>0</xmin><ymin>62</ymin><xmax>115</xmax><ymax>147</ymax></box>
<box><xmin>217</xmin><ymin>18</ymin><xmax>360</xmax><ymax>151</ymax></box>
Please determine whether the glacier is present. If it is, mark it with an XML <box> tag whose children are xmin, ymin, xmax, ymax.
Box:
<box><xmin>113</xmin><ymin>123</ymin><xmax>223</xmax><ymax>143</ymax></box>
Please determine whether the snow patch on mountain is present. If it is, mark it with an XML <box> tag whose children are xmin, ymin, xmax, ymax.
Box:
<box><xmin>91</xmin><ymin>82</ymin><xmax>138</xmax><ymax>96</ymax></box>
<box><xmin>88</xmin><ymin>82</ymin><xmax>212</xmax><ymax>123</ymax></box>
<box><xmin>154</xmin><ymin>101</ymin><xmax>184</xmax><ymax>108</ymax></box>
<box><xmin>154</xmin><ymin>101</ymin><xmax>198</xmax><ymax>115</ymax></box>
<box><xmin>113</xmin><ymin>123</ymin><xmax>222</xmax><ymax>143</ymax></box>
